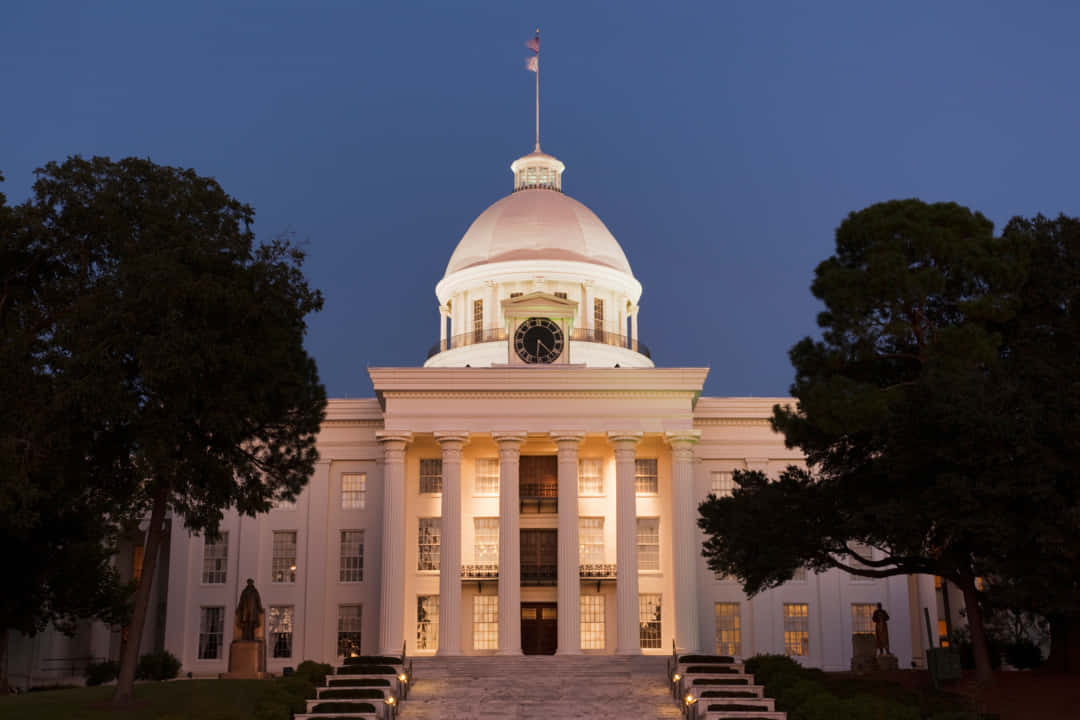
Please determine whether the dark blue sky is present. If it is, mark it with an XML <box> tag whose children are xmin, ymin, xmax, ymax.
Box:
<box><xmin>4</xmin><ymin>1</ymin><xmax>1078</xmax><ymax>398</ymax></box>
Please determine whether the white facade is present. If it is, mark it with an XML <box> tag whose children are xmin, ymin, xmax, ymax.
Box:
<box><xmin>7</xmin><ymin>146</ymin><xmax>939</xmax><ymax>686</ymax></box>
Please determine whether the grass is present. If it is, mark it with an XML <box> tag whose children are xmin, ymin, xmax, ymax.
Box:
<box><xmin>0</xmin><ymin>680</ymin><xmax>268</xmax><ymax>720</ymax></box>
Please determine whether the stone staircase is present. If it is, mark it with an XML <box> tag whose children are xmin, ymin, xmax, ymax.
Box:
<box><xmin>296</xmin><ymin>655</ymin><xmax>410</xmax><ymax>720</ymax></box>
<box><xmin>399</xmin><ymin>655</ymin><xmax>683</xmax><ymax>719</ymax></box>
<box><xmin>669</xmin><ymin>653</ymin><xmax>786</xmax><ymax>720</ymax></box>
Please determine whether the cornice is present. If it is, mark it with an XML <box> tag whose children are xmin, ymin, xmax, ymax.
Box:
<box><xmin>322</xmin><ymin>419</ymin><xmax>384</xmax><ymax>428</ymax></box>
<box><xmin>381</xmin><ymin>390</ymin><xmax>700</xmax><ymax>401</ymax></box>
<box><xmin>694</xmin><ymin>418</ymin><xmax>772</xmax><ymax>427</ymax></box>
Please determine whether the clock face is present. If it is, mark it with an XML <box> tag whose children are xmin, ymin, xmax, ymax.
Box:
<box><xmin>514</xmin><ymin>317</ymin><xmax>564</xmax><ymax>364</ymax></box>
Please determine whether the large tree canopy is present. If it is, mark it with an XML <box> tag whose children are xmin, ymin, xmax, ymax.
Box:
<box><xmin>4</xmin><ymin>157</ymin><xmax>327</xmax><ymax>702</ymax></box>
<box><xmin>696</xmin><ymin>199</ymin><xmax>1078</xmax><ymax>684</ymax></box>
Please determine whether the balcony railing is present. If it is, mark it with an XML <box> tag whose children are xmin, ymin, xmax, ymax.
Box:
<box><xmin>579</xmin><ymin>563</ymin><xmax>617</xmax><ymax>580</ymax></box>
<box><xmin>461</xmin><ymin>563</ymin><xmax>499</xmax><ymax>579</ymax></box>
<box><xmin>426</xmin><ymin>327</ymin><xmax>650</xmax><ymax>359</ymax></box>
<box><xmin>521</xmin><ymin>563</ymin><xmax>557</xmax><ymax>585</ymax></box>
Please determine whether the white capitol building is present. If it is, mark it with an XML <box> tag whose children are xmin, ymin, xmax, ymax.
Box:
<box><xmin>8</xmin><ymin>143</ymin><xmax>941</xmax><ymax>684</ymax></box>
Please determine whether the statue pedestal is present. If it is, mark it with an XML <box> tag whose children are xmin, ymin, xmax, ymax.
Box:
<box><xmin>875</xmin><ymin>653</ymin><xmax>899</xmax><ymax>671</ymax></box>
<box><xmin>221</xmin><ymin>639</ymin><xmax>267</xmax><ymax>679</ymax></box>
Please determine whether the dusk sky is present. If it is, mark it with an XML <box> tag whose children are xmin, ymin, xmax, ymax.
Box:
<box><xmin>4</xmin><ymin>1</ymin><xmax>1078</xmax><ymax>398</ymax></box>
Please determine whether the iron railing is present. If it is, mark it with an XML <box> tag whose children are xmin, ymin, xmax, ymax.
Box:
<box><xmin>426</xmin><ymin>327</ymin><xmax>650</xmax><ymax>359</ymax></box>
<box><xmin>461</xmin><ymin>563</ymin><xmax>499</xmax><ymax>579</ymax></box>
<box><xmin>521</xmin><ymin>563</ymin><xmax>557</xmax><ymax>585</ymax></box>
<box><xmin>579</xmin><ymin>563</ymin><xmax>617</xmax><ymax>580</ymax></box>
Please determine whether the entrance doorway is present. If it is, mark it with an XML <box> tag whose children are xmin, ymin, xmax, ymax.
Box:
<box><xmin>521</xmin><ymin>602</ymin><xmax>557</xmax><ymax>654</ymax></box>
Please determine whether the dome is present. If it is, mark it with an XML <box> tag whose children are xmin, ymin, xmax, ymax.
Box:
<box><xmin>444</xmin><ymin>188</ymin><xmax>633</xmax><ymax>276</ymax></box>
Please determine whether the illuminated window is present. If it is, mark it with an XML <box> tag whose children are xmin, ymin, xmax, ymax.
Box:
<box><xmin>474</xmin><ymin>517</ymin><xmax>499</xmax><ymax>565</ymax></box>
<box><xmin>581</xmin><ymin>595</ymin><xmax>605</xmax><ymax>650</ymax></box>
<box><xmin>934</xmin><ymin>575</ymin><xmax>943</xmax><ymax>589</ymax></box>
<box><xmin>417</xmin><ymin>595</ymin><xmax>439</xmax><ymax>650</ymax></box>
<box><xmin>418</xmin><ymin>518</ymin><xmax>440</xmax><ymax>571</ymax></box>
<box><xmin>269</xmin><ymin>606</ymin><xmax>294</xmax><ymax>658</ymax></box>
<box><xmin>579</xmin><ymin>517</ymin><xmax>604</xmax><ymax>565</ymax></box>
<box><xmin>783</xmin><ymin>603</ymin><xmax>809</xmax><ymax>657</ymax></box>
<box><xmin>337</xmin><ymin>605</ymin><xmax>362</xmax><ymax>657</ymax></box>
<box><xmin>637</xmin><ymin>518</ymin><xmax>660</xmax><ymax>571</ymax></box>
<box><xmin>639</xmin><ymin>594</ymin><xmax>662</xmax><ymax>649</ymax></box>
<box><xmin>473</xmin><ymin>299</ymin><xmax>483</xmax><ymax>342</ymax></box>
<box><xmin>473</xmin><ymin>596</ymin><xmax>498</xmax><ymax>649</ymax></box>
<box><xmin>635</xmin><ymin>458</ymin><xmax>658</xmax><ymax>494</ymax></box>
<box><xmin>579</xmin><ymin>458</ymin><xmax>603</xmax><ymax>495</ymax></box>
<box><xmin>715</xmin><ymin>602</ymin><xmax>741</xmax><ymax>656</ymax></box>
<box><xmin>554</xmin><ymin>291</ymin><xmax>568</xmax><ymax>299</ymax></box>
<box><xmin>420</xmin><ymin>459</ymin><xmax>442</xmax><ymax>494</ymax></box>
<box><xmin>198</xmin><ymin>607</ymin><xmax>224</xmax><ymax>659</ymax></box>
<box><xmin>594</xmin><ymin>298</ymin><xmax>605</xmax><ymax>339</ymax></box>
<box><xmin>938</xmin><ymin>619</ymin><xmax>950</xmax><ymax>647</ymax></box>
<box><xmin>339</xmin><ymin>530</ymin><xmax>364</xmax><ymax>582</ymax></box>
<box><xmin>341</xmin><ymin>473</ymin><xmax>366</xmax><ymax>509</ymax></box>
<box><xmin>475</xmin><ymin>458</ymin><xmax>499</xmax><ymax>495</ymax></box>
<box><xmin>272</xmin><ymin>531</ymin><xmax>297</xmax><ymax>583</ymax></box>
<box><xmin>852</xmin><ymin>603</ymin><xmax>875</xmax><ymax>635</ymax></box>
<box><xmin>201</xmin><ymin>533</ymin><xmax>227</xmax><ymax>585</ymax></box>
<box><xmin>711</xmin><ymin>471</ymin><xmax>734</xmax><ymax>497</ymax></box>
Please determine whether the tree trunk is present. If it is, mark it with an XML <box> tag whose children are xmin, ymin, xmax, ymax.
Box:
<box><xmin>1045</xmin><ymin>614</ymin><xmax>1080</xmax><ymax>673</ymax></box>
<box><xmin>960</xmin><ymin>578</ymin><xmax>994</xmax><ymax>685</ymax></box>
<box><xmin>0</xmin><ymin>629</ymin><xmax>9</xmax><ymax>695</ymax></box>
<box><xmin>112</xmin><ymin>480</ymin><xmax>168</xmax><ymax>705</ymax></box>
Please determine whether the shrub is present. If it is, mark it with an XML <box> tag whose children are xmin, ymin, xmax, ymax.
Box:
<box><xmin>705</xmin><ymin>704</ymin><xmax>769</xmax><ymax>712</ymax></box>
<box><xmin>254</xmin><ymin>675</ymin><xmax>316</xmax><ymax>720</ymax></box>
<box><xmin>697</xmin><ymin>690</ymin><xmax>758</xmax><ymax>698</ymax></box>
<box><xmin>949</xmin><ymin>627</ymin><xmax>1003</xmax><ymax>670</ymax></box>
<box><xmin>84</xmin><ymin>660</ymin><xmax>120</xmax><ymax>686</ymax></box>
<box><xmin>692</xmin><ymin>678</ymin><xmax>751</xmax><ymax>686</ymax></box>
<box><xmin>135</xmin><ymin>650</ymin><xmax>180</xmax><ymax>681</ymax></box>
<box><xmin>744</xmin><ymin>653</ymin><xmax>802</xmax><ymax>685</ymax></box>
<box><xmin>318</xmin><ymin>688</ymin><xmax>385</xmax><ymax>699</ymax></box>
<box><xmin>295</xmin><ymin>660</ymin><xmax>333</xmax><ymax>685</ymax></box>
<box><xmin>1003</xmin><ymin>639</ymin><xmax>1042</xmax><ymax>669</ymax></box>
<box><xmin>343</xmin><ymin>655</ymin><xmax>401</xmax><ymax>665</ymax></box>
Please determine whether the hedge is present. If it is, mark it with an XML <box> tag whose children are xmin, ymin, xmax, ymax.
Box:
<box><xmin>319</xmin><ymin>689</ymin><xmax>386</xmax><ymax>700</ymax></box>
<box><xmin>685</xmin><ymin>665</ymin><xmax>737</xmax><ymax>674</ymax></box>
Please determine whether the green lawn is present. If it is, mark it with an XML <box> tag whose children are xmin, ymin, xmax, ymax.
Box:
<box><xmin>0</xmin><ymin>680</ymin><xmax>269</xmax><ymax>720</ymax></box>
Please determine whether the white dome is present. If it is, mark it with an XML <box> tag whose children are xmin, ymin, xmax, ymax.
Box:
<box><xmin>444</xmin><ymin>189</ymin><xmax>634</xmax><ymax>277</ymax></box>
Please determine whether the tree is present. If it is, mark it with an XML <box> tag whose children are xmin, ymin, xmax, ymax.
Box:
<box><xmin>699</xmin><ymin>199</ymin><xmax>1024</xmax><ymax>684</ymax></box>
<box><xmin>1</xmin><ymin>172</ymin><xmax>132</xmax><ymax>693</ymax></box>
<box><xmin>11</xmin><ymin>157</ymin><xmax>327</xmax><ymax>704</ymax></box>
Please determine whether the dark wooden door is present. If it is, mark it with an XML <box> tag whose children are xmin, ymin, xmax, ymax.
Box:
<box><xmin>521</xmin><ymin>603</ymin><xmax>557</xmax><ymax>655</ymax></box>
<box><xmin>520</xmin><ymin>529</ymin><xmax>557</xmax><ymax>585</ymax></box>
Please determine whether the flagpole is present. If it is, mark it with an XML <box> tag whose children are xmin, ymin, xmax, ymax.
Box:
<box><xmin>535</xmin><ymin>28</ymin><xmax>540</xmax><ymax>151</ymax></box>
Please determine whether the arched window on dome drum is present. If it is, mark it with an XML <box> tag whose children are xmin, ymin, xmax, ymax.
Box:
<box><xmin>594</xmin><ymin>298</ymin><xmax>604</xmax><ymax>342</ymax></box>
<box><xmin>473</xmin><ymin>299</ymin><xmax>483</xmax><ymax>343</ymax></box>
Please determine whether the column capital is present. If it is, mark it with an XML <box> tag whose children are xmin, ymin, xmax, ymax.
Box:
<box><xmin>492</xmin><ymin>431</ymin><xmax>528</xmax><ymax>446</ymax></box>
<box><xmin>375</xmin><ymin>430</ymin><xmax>413</xmax><ymax>445</ymax></box>
<box><xmin>484</xmin><ymin>279</ymin><xmax>497</xmax><ymax>287</ymax></box>
<box><xmin>434</xmin><ymin>431</ymin><xmax>470</xmax><ymax>447</ymax></box>
<box><xmin>607</xmin><ymin>431</ymin><xmax>643</xmax><ymax>446</ymax></box>
<box><xmin>666</xmin><ymin>430</ymin><xmax>702</xmax><ymax>448</ymax></box>
<box><xmin>439</xmin><ymin>304</ymin><xmax>450</xmax><ymax>317</ymax></box>
<box><xmin>551</xmin><ymin>431</ymin><xmax>586</xmax><ymax>445</ymax></box>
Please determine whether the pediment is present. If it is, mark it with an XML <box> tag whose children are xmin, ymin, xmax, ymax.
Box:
<box><xmin>500</xmin><ymin>291</ymin><xmax>578</xmax><ymax>316</ymax></box>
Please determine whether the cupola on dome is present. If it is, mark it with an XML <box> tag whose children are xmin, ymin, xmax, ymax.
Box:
<box><xmin>444</xmin><ymin>152</ymin><xmax>633</xmax><ymax>277</ymax></box>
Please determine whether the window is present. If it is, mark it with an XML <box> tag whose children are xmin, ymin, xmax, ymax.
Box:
<box><xmin>337</xmin><ymin>605</ymin><xmax>362</xmax><ymax>657</ymax></box>
<box><xmin>269</xmin><ymin>606</ymin><xmax>294</xmax><ymax>658</ymax></box>
<box><xmin>340</xmin><ymin>530</ymin><xmax>364</xmax><ymax>582</ymax></box>
<box><xmin>473</xmin><ymin>596</ymin><xmax>498</xmax><ymax>649</ymax></box>
<box><xmin>132</xmin><ymin>546</ymin><xmax>144</xmax><ymax>584</ymax></box>
<box><xmin>554</xmin><ymin>291</ymin><xmax>568</xmax><ymax>299</ymax></box>
<box><xmin>637</xmin><ymin>518</ymin><xmax>659</xmax><ymax>571</ymax></box>
<box><xmin>938</xmin><ymin>619</ymin><xmax>950</xmax><ymax>648</ymax></box>
<box><xmin>198</xmin><ymin>607</ymin><xmax>224</xmax><ymax>659</ymax></box>
<box><xmin>594</xmin><ymin>298</ymin><xmax>605</xmax><ymax>339</ymax></box>
<box><xmin>418</xmin><ymin>518</ymin><xmax>441</xmax><ymax>571</ymax></box>
<box><xmin>417</xmin><ymin>595</ymin><xmax>439</xmax><ymax>650</ymax></box>
<box><xmin>635</xmin><ymin>458</ymin><xmax>658</xmax><ymax>494</ymax></box>
<box><xmin>711</xmin><ymin>471</ymin><xmax>734</xmax><ymax>497</ymax></box>
<box><xmin>791</xmin><ymin>567</ymin><xmax>808</xmax><ymax>582</ymax></box>
<box><xmin>783</xmin><ymin>603</ymin><xmax>809</xmax><ymax>657</ymax></box>
<box><xmin>581</xmin><ymin>595</ymin><xmax>605</xmax><ymax>650</ymax></box>
<box><xmin>715</xmin><ymin>603</ymin><xmax>741</xmax><ymax>656</ymax></box>
<box><xmin>852</xmin><ymin>603</ymin><xmax>875</xmax><ymax>636</ymax></box>
<box><xmin>420</xmin><ymin>459</ymin><xmax>443</xmax><ymax>494</ymax></box>
<box><xmin>510</xmin><ymin>292</ymin><xmax>523</xmax><ymax>299</ymax></box>
<box><xmin>579</xmin><ymin>517</ymin><xmax>604</xmax><ymax>565</ymax></box>
<box><xmin>474</xmin><ymin>518</ymin><xmax>499</xmax><ymax>565</ymax></box>
<box><xmin>473</xmin><ymin>299</ymin><xmax>483</xmax><ymax>342</ymax></box>
<box><xmin>272</xmin><ymin>531</ymin><xmax>297</xmax><ymax>583</ymax></box>
<box><xmin>475</xmin><ymin>458</ymin><xmax>499</xmax><ymax>496</ymax></box>
<box><xmin>578</xmin><ymin>458</ymin><xmax>603</xmax><ymax>495</ymax></box>
<box><xmin>202</xmin><ymin>533</ymin><xmax>228</xmax><ymax>585</ymax></box>
<box><xmin>639</xmin><ymin>594</ymin><xmax>662</xmax><ymax>649</ymax></box>
<box><xmin>341</xmin><ymin>472</ymin><xmax>366</xmax><ymax>510</ymax></box>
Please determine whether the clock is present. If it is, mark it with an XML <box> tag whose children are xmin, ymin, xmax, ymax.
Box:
<box><xmin>514</xmin><ymin>317</ymin><xmax>564</xmax><ymax>364</ymax></box>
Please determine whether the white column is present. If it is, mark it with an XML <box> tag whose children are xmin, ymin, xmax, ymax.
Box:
<box><xmin>554</xmin><ymin>432</ymin><xmax>585</xmax><ymax>654</ymax></box>
<box><xmin>377</xmin><ymin>431</ymin><xmax>412</xmax><ymax>656</ymax></box>
<box><xmin>302</xmin><ymin>459</ymin><xmax>331</xmax><ymax>659</ymax></box>
<box><xmin>668</xmin><ymin>431</ymin><xmax>702</xmax><ymax>653</ymax></box>
<box><xmin>495</xmin><ymin>432</ymin><xmax>526</xmax><ymax>654</ymax></box>
<box><xmin>583</xmin><ymin>281</ymin><xmax>594</xmax><ymax>334</ymax></box>
<box><xmin>435</xmin><ymin>432</ymin><xmax>468</xmax><ymax>655</ymax></box>
<box><xmin>630</xmin><ymin>305</ymin><xmax>639</xmax><ymax>351</ymax></box>
<box><xmin>610</xmin><ymin>432</ymin><xmax>642</xmax><ymax>654</ymax></box>
<box><xmin>439</xmin><ymin>304</ymin><xmax>449</xmax><ymax>351</ymax></box>
<box><xmin>486</xmin><ymin>280</ymin><xmax>497</xmax><ymax>336</ymax></box>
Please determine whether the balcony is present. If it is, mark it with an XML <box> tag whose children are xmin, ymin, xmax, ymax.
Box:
<box><xmin>521</xmin><ymin>563</ymin><xmax>557</xmax><ymax>586</ymax></box>
<box><xmin>461</xmin><ymin>563</ymin><xmax>499</xmax><ymax>580</ymax></box>
<box><xmin>426</xmin><ymin>327</ymin><xmax>650</xmax><ymax>359</ymax></box>
<box><xmin>579</xmin><ymin>563</ymin><xmax>617</xmax><ymax>580</ymax></box>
